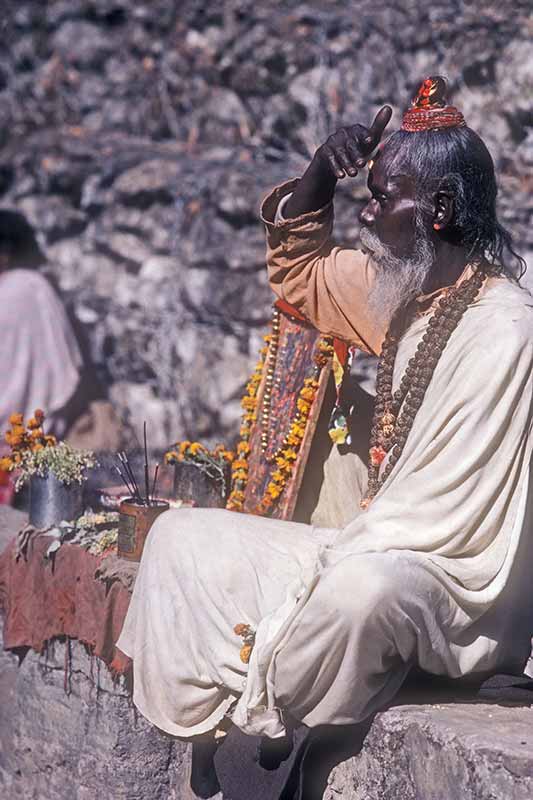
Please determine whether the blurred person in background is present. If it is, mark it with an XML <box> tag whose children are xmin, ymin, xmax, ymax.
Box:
<box><xmin>0</xmin><ymin>209</ymin><xmax>121</xmax><ymax>503</ymax></box>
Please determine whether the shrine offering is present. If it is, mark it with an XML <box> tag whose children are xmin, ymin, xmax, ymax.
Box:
<box><xmin>117</xmin><ymin>497</ymin><xmax>169</xmax><ymax>561</ymax></box>
<box><xmin>114</xmin><ymin>423</ymin><xmax>170</xmax><ymax>560</ymax></box>
<box><xmin>226</xmin><ymin>304</ymin><xmax>334</xmax><ymax>519</ymax></box>
<box><xmin>164</xmin><ymin>442</ymin><xmax>234</xmax><ymax>507</ymax></box>
<box><xmin>1</xmin><ymin>410</ymin><xmax>97</xmax><ymax>527</ymax></box>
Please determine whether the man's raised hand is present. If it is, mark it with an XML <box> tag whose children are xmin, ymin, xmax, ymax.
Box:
<box><xmin>316</xmin><ymin>105</ymin><xmax>393</xmax><ymax>180</ymax></box>
<box><xmin>282</xmin><ymin>105</ymin><xmax>393</xmax><ymax>218</ymax></box>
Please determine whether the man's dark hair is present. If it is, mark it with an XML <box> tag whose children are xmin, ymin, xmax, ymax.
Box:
<box><xmin>0</xmin><ymin>209</ymin><xmax>45</xmax><ymax>268</ymax></box>
<box><xmin>380</xmin><ymin>127</ymin><xmax>526</xmax><ymax>281</ymax></box>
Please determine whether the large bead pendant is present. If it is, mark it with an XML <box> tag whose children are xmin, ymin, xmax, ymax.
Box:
<box><xmin>369</xmin><ymin>445</ymin><xmax>387</xmax><ymax>466</ymax></box>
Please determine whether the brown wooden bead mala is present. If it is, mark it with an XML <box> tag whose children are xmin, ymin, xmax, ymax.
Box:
<box><xmin>360</xmin><ymin>264</ymin><xmax>486</xmax><ymax>510</ymax></box>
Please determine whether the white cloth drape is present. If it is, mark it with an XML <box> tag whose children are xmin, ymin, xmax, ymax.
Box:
<box><xmin>118</xmin><ymin>277</ymin><xmax>533</xmax><ymax>738</ymax></box>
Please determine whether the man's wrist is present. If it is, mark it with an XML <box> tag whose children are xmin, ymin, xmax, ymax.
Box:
<box><xmin>284</xmin><ymin>156</ymin><xmax>337</xmax><ymax>218</ymax></box>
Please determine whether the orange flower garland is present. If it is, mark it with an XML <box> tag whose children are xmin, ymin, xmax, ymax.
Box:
<box><xmin>226</xmin><ymin>310</ymin><xmax>334</xmax><ymax>515</ymax></box>
<box><xmin>1</xmin><ymin>410</ymin><xmax>56</xmax><ymax>473</ymax></box>
<box><xmin>225</xmin><ymin>338</ymin><xmax>268</xmax><ymax>511</ymax></box>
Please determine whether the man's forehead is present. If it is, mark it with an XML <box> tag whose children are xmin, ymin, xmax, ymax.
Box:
<box><xmin>367</xmin><ymin>162</ymin><xmax>412</xmax><ymax>193</ymax></box>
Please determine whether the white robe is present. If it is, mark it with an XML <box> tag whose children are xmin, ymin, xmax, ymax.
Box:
<box><xmin>118</xmin><ymin>277</ymin><xmax>533</xmax><ymax>738</ymax></box>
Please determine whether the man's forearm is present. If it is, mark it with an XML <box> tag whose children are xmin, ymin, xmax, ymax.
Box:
<box><xmin>284</xmin><ymin>157</ymin><xmax>337</xmax><ymax>219</ymax></box>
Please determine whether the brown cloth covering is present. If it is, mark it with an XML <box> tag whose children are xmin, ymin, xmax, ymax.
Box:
<box><xmin>0</xmin><ymin>533</ymin><xmax>133</xmax><ymax>674</ymax></box>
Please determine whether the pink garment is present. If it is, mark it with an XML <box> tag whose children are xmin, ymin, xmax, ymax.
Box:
<box><xmin>0</xmin><ymin>269</ymin><xmax>82</xmax><ymax>437</ymax></box>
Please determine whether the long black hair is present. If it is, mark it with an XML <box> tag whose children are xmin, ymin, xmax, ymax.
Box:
<box><xmin>379</xmin><ymin>126</ymin><xmax>526</xmax><ymax>281</ymax></box>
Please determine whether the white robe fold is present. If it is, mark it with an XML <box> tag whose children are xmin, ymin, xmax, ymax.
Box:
<box><xmin>118</xmin><ymin>277</ymin><xmax>533</xmax><ymax>738</ymax></box>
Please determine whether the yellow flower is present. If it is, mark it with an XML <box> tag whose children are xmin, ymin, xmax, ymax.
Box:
<box><xmin>300</xmin><ymin>387</ymin><xmax>315</xmax><ymax>402</ymax></box>
<box><xmin>9</xmin><ymin>413</ymin><xmax>23</xmax><ymax>426</ymax></box>
<box><xmin>189</xmin><ymin>442</ymin><xmax>205</xmax><ymax>455</ymax></box>
<box><xmin>282</xmin><ymin>448</ymin><xmax>297</xmax><ymax>461</ymax></box>
<box><xmin>179</xmin><ymin>440</ymin><xmax>191</xmax><ymax>455</ymax></box>
<box><xmin>164</xmin><ymin>450</ymin><xmax>178</xmax><ymax>464</ymax></box>
<box><xmin>237</xmin><ymin>442</ymin><xmax>250</xmax><ymax>455</ymax></box>
<box><xmin>30</xmin><ymin>428</ymin><xmax>44</xmax><ymax>440</ymax></box>
<box><xmin>240</xmin><ymin>643</ymin><xmax>253</xmax><ymax>664</ymax></box>
<box><xmin>44</xmin><ymin>435</ymin><xmax>57</xmax><ymax>447</ymax></box>
<box><xmin>31</xmin><ymin>443</ymin><xmax>44</xmax><ymax>452</ymax></box>
<box><xmin>271</xmin><ymin>470</ymin><xmax>286</xmax><ymax>484</ymax></box>
<box><xmin>297</xmin><ymin>398</ymin><xmax>311</xmax><ymax>415</ymax></box>
<box><xmin>232</xmin><ymin>469</ymin><xmax>248</xmax><ymax>481</ymax></box>
<box><xmin>0</xmin><ymin>457</ymin><xmax>13</xmax><ymax>471</ymax></box>
<box><xmin>289</xmin><ymin>422</ymin><xmax>305</xmax><ymax>439</ymax></box>
<box><xmin>241</xmin><ymin>396</ymin><xmax>256</xmax><ymax>411</ymax></box>
<box><xmin>267</xmin><ymin>482</ymin><xmax>282</xmax><ymax>499</ymax></box>
<box><xmin>232</xmin><ymin>459</ymin><xmax>248</xmax><ymax>471</ymax></box>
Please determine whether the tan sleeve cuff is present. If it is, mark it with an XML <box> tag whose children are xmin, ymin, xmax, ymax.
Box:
<box><xmin>260</xmin><ymin>179</ymin><xmax>334</xmax><ymax>231</ymax></box>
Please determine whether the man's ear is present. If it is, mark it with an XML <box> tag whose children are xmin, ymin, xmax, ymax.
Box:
<box><xmin>432</xmin><ymin>190</ymin><xmax>454</xmax><ymax>230</ymax></box>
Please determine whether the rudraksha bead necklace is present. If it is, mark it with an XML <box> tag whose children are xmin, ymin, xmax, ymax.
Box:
<box><xmin>360</xmin><ymin>263</ymin><xmax>486</xmax><ymax>510</ymax></box>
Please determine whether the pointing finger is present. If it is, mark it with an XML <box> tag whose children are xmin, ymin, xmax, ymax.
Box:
<box><xmin>364</xmin><ymin>105</ymin><xmax>393</xmax><ymax>149</ymax></box>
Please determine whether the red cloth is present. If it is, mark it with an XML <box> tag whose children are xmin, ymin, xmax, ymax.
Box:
<box><xmin>0</xmin><ymin>535</ymin><xmax>132</xmax><ymax>674</ymax></box>
<box><xmin>275</xmin><ymin>298</ymin><xmax>349</xmax><ymax>367</ymax></box>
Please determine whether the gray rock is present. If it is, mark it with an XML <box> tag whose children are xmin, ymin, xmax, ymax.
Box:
<box><xmin>18</xmin><ymin>195</ymin><xmax>86</xmax><ymax>243</ymax></box>
<box><xmin>0</xmin><ymin>624</ymin><xmax>191</xmax><ymax>800</ymax></box>
<box><xmin>113</xmin><ymin>159</ymin><xmax>182</xmax><ymax>206</ymax></box>
<box><xmin>98</xmin><ymin>230</ymin><xmax>153</xmax><ymax>268</ymax></box>
<box><xmin>325</xmin><ymin>702</ymin><xmax>533</xmax><ymax>800</ymax></box>
<box><xmin>52</xmin><ymin>21</ymin><xmax>116</xmax><ymax>69</ymax></box>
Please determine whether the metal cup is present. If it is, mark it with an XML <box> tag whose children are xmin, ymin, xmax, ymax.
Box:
<box><xmin>117</xmin><ymin>498</ymin><xmax>169</xmax><ymax>561</ymax></box>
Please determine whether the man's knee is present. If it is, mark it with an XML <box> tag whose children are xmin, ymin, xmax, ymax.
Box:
<box><xmin>320</xmin><ymin>554</ymin><xmax>406</xmax><ymax>625</ymax></box>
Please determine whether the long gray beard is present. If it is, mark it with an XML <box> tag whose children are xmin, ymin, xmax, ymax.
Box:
<box><xmin>360</xmin><ymin>223</ymin><xmax>435</xmax><ymax>329</ymax></box>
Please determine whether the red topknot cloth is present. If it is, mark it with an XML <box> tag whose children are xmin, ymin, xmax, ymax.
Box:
<box><xmin>402</xmin><ymin>76</ymin><xmax>465</xmax><ymax>132</ymax></box>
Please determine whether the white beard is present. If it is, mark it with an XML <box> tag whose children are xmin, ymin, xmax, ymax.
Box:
<box><xmin>359</xmin><ymin>223</ymin><xmax>435</xmax><ymax>329</ymax></box>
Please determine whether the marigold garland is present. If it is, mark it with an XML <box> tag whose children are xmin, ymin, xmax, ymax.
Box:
<box><xmin>226</xmin><ymin>309</ymin><xmax>334</xmax><ymax>515</ymax></box>
<box><xmin>164</xmin><ymin>441</ymin><xmax>235</xmax><ymax>499</ymax></box>
<box><xmin>1</xmin><ymin>409</ymin><xmax>56</xmax><ymax>474</ymax></box>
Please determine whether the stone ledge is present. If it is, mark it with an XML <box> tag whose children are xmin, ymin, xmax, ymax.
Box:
<box><xmin>325</xmin><ymin>701</ymin><xmax>533</xmax><ymax>800</ymax></box>
<box><xmin>1</xmin><ymin>508</ymin><xmax>532</xmax><ymax>799</ymax></box>
<box><xmin>2</xmin><ymin>628</ymin><xmax>533</xmax><ymax>800</ymax></box>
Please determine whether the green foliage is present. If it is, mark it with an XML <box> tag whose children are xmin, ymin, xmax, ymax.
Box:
<box><xmin>15</xmin><ymin>442</ymin><xmax>98</xmax><ymax>491</ymax></box>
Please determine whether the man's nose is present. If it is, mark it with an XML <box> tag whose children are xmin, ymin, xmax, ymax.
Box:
<box><xmin>359</xmin><ymin>200</ymin><xmax>378</xmax><ymax>226</ymax></box>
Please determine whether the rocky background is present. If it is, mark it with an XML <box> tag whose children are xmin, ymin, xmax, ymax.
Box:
<box><xmin>0</xmin><ymin>0</ymin><xmax>532</xmax><ymax>450</ymax></box>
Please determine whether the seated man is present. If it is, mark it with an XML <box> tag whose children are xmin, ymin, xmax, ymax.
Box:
<box><xmin>117</xmin><ymin>78</ymin><xmax>533</xmax><ymax>796</ymax></box>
